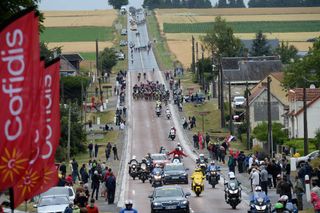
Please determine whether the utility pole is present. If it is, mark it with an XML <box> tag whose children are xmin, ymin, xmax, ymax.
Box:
<box><xmin>211</xmin><ymin>51</ymin><xmax>216</xmax><ymax>98</ymax></box>
<box><xmin>219</xmin><ymin>56</ymin><xmax>225</xmax><ymax>128</ymax></box>
<box><xmin>96</xmin><ymin>39</ymin><xmax>103</xmax><ymax>106</ymax></box>
<box><xmin>67</xmin><ymin>102</ymin><xmax>71</xmax><ymax>163</ymax></box>
<box><xmin>267</xmin><ymin>76</ymin><xmax>273</xmax><ymax>157</ymax></box>
<box><xmin>196</xmin><ymin>42</ymin><xmax>199</xmax><ymax>61</ymax></box>
<box><xmin>228</xmin><ymin>81</ymin><xmax>233</xmax><ymax>134</ymax></box>
<box><xmin>245</xmin><ymin>82</ymin><xmax>250</xmax><ymax>150</ymax></box>
<box><xmin>201</xmin><ymin>45</ymin><xmax>205</xmax><ymax>91</ymax></box>
<box><xmin>80</xmin><ymin>80</ymin><xmax>84</xmax><ymax>123</ymax></box>
<box><xmin>191</xmin><ymin>36</ymin><xmax>195</xmax><ymax>73</ymax></box>
<box><xmin>303</xmin><ymin>80</ymin><xmax>309</xmax><ymax>155</ymax></box>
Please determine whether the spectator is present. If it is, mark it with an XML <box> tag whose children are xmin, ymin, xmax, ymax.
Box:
<box><xmin>94</xmin><ymin>144</ymin><xmax>99</xmax><ymax>158</ymax></box>
<box><xmin>91</xmin><ymin>171</ymin><xmax>101</xmax><ymax>201</ymax></box>
<box><xmin>260</xmin><ymin>163</ymin><xmax>269</xmax><ymax>195</ymax></box>
<box><xmin>106</xmin><ymin>171</ymin><xmax>116</xmax><ymax>204</ymax></box>
<box><xmin>105</xmin><ymin>142</ymin><xmax>112</xmax><ymax>161</ymax></box>
<box><xmin>311</xmin><ymin>179</ymin><xmax>320</xmax><ymax>213</ymax></box>
<box><xmin>293</xmin><ymin>176</ymin><xmax>305</xmax><ymax>210</ymax></box>
<box><xmin>86</xmin><ymin>199</ymin><xmax>99</xmax><ymax>213</ymax></box>
<box><xmin>112</xmin><ymin>144</ymin><xmax>119</xmax><ymax>160</ymax></box>
<box><xmin>205</xmin><ymin>132</ymin><xmax>210</xmax><ymax>148</ymax></box>
<box><xmin>228</xmin><ymin>154</ymin><xmax>236</xmax><ymax>173</ymax></box>
<box><xmin>64</xmin><ymin>202</ymin><xmax>73</xmax><ymax>213</ymax></box>
<box><xmin>250</xmin><ymin>168</ymin><xmax>260</xmax><ymax>192</ymax></box>
<box><xmin>193</xmin><ymin>134</ymin><xmax>199</xmax><ymax>149</ymax></box>
<box><xmin>88</xmin><ymin>142</ymin><xmax>93</xmax><ymax>158</ymax></box>
<box><xmin>237</xmin><ymin>151</ymin><xmax>245</xmax><ymax>173</ymax></box>
<box><xmin>80</xmin><ymin>164</ymin><xmax>89</xmax><ymax>184</ymax></box>
<box><xmin>60</xmin><ymin>161</ymin><xmax>67</xmax><ymax>176</ymax></box>
<box><xmin>72</xmin><ymin>158</ymin><xmax>80</xmax><ymax>183</ymax></box>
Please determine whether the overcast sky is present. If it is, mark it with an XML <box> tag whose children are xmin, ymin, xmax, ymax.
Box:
<box><xmin>39</xmin><ymin>0</ymin><xmax>248</xmax><ymax>11</ymax></box>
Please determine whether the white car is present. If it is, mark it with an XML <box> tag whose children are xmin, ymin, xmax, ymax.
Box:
<box><xmin>35</xmin><ymin>195</ymin><xmax>69</xmax><ymax>213</ymax></box>
<box><xmin>296</xmin><ymin>150</ymin><xmax>320</xmax><ymax>167</ymax></box>
<box><xmin>232</xmin><ymin>96</ymin><xmax>246</xmax><ymax>108</ymax></box>
<box><xmin>40</xmin><ymin>186</ymin><xmax>75</xmax><ymax>202</ymax></box>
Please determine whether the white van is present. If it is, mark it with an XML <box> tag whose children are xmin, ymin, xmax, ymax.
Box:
<box><xmin>120</xmin><ymin>6</ymin><xmax>126</xmax><ymax>15</ymax></box>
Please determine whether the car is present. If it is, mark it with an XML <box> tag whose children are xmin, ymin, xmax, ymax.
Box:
<box><xmin>121</xmin><ymin>29</ymin><xmax>127</xmax><ymax>35</ymax></box>
<box><xmin>115</xmin><ymin>52</ymin><xmax>125</xmax><ymax>60</ymax></box>
<box><xmin>151</xmin><ymin>153</ymin><xmax>170</xmax><ymax>167</ymax></box>
<box><xmin>34</xmin><ymin>195</ymin><xmax>69</xmax><ymax>213</ymax></box>
<box><xmin>149</xmin><ymin>185</ymin><xmax>191</xmax><ymax>213</ymax></box>
<box><xmin>119</xmin><ymin>40</ymin><xmax>127</xmax><ymax>46</ymax></box>
<box><xmin>296</xmin><ymin>150</ymin><xmax>320</xmax><ymax>167</ymax></box>
<box><xmin>40</xmin><ymin>186</ymin><xmax>75</xmax><ymax>202</ymax></box>
<box><xmin>232</xmin><ymin>96</ymin><xmax>245</xmax><ymax>108</ymax></box>
<box><xmin>163</xmin><ymin>163</ymin><xmax>188</xmax><ymax>184</ymax></box>
<box><xmin>184</xmin><ymin>93</ymin><xmax>206</xmax><ymax>103</ymax></box>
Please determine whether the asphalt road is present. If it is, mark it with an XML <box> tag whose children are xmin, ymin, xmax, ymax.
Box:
<box><xmin>118</xmin><ymin>1</ymin><xmax>249</xmax><ymax>212</ymax></box>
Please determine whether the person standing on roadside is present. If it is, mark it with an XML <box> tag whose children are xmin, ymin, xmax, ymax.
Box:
<box><xmin>72</xmin><ymin>158</ymin><xmax>80</xmax><ymax>183</ymax></box>
<box><xmin>293</xmin><ymin>175</ymin><xmax>304</xmax><ymax>210</ymax></box>
<box><xmin>94</xmin><ymin>144</ymin><xmax>99</xmax><ymax>158</ymax></box>
<box><xmin>311</xmin><ymin>179</ymin><xmax>320</xmax><ymax>213</ymax></box>
<box><xmin>88</xmin><ymin>142</ymin><xmax>93</xmax><ymax>158</ymax></box>
<box><xmin>91</xmin><ymin>171</ymin><xmax>101</xmax><ymax>201</ymax></box>
<box><xmin>106</xmin><ymin>171</ymin><xmax>116</xmax><ymax>204</ymax></box>
<box><xmin>260</xmin><ymin>163</ymin><xmax>269</xmax><ymax>195</ymax></box>
<box><xmin>105</xmin><ymin>143</ymin><xmax>112</xmax><ymax>161</ymax></box>
<box><xmin>86</xmin><ymin>198</ymin><xmax>99</xmax><ymax>213</ymax></box>
<box><xmin>112</xmin><ymin>144</ymin><xmax>119</xmax><ymax>160</ymax></box>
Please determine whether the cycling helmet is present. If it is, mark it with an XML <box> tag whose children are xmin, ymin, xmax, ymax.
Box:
<box><xmin>228</xmin><ymin>172</ymin><xmax>235</xmax><ymax>179</ymax></box>
<box><xmin>274</xmin><ymin>202</ymin><xmax>284</xmax><ymax>209</ymax></box>
<box><xmin>255</xmin><ymin>186</ymin><xmax>262</xmax><ymax>192</ymax></box>
<box><xmin>211</xmin><ymin>160</ymin><xmax>215</xmax><ymax>165</ymax></box>
<box><xmin>177</xmin><ymin>143</ymin><xmax>181</xmax><ymax>146</ymax></box>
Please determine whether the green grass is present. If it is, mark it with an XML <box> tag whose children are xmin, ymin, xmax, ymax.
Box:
<box><xmin>284</xmin><ymin>139</ymin><xmax>317</xmax><ymax>155</ymax></box>
<box><xmin>112</xmin><ymin>15</ymin><xmax>128</xmax><ymax>73</ymax></box>
<box><xmin>41</xmin><ymin>26</ymin><xmax>114</xmax><ymax>42</ymax></box>
<box><xmin>163</xmin><ymin>20</ymin><xmax>320</xmax><ymax>33</ymax></box>
<box><xmin>146</xmin><ymin>11</ymin><xmax>174</xmax><ymax>70</ymax></box>
<box><xmin>80</xmin><ymin>52</ymin><xmax>96</xmax><ymax>60</ymax></box>
<box><xmin>87</xmin><ymin>110</ymin><xmax>115</xmax><ymax>124</ymax></box>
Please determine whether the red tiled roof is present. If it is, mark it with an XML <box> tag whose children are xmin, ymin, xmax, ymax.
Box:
<box><xmin>288</xmin><ymin>88</ymin><xmax>320</xmax><ymax>102</ymax></box>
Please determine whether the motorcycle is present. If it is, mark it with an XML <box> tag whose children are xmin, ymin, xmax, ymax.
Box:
<box><xmin>248</xmin><ymin>197</ymin><xmax>271</xmax><ymax>213</ymax></box>
<box><xmin>191</xmin><ymin>173</ymin><xmax>204</xmax><ymax>197</ymax></box>
<box><xmin>207</xmin><ymin>169</ymin><xmax>220</xmax><ymax>188</ymax></box>
<box><xmin>166</xmin><ymin>111</ymin><xmax>171</xmax><ymax>120</ymax></box>
<box><xmin>128</xmin><ymin>161</ymin><xmax>139</xmax><ymax>180</ymax></box>
<box><xmin>225</xmin><ymin>180</ymin><xmax>241</xmax><ymax>209</ymax></box>
<box><xmin>197</xmin><ymin>161</ymin><xmax>207</xmax><ymax>175</ymax></box>
<box><xmin>139</xmin><ymin>162</ymin><xmax>149</xmax><ymax>183</ymax></box>
<box><xmin>151</xmin><ymin>171</ymin><xmax>163</xmax><ymax>188</ymax></box>
<box><xmin>155</xmin><ymin>107</ymin><xmax>161</xmax><ymax>117</ymax></box>
<box><xmin>172</xmin><ymin>156</ymin><xmax>181</xmax><ymax>164</ymax></box>
<box><xmin>169</xmin><ymin>129</ymin><xmax>176</xmax><ymax>141</ymax></box>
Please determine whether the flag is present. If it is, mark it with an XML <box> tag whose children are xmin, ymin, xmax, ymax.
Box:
<box><xmin>33</xmin><ymin>58</ymin><xmax>60</xmax><ymax>195</ymax></box>
<box><xmin>0</xmin><ymin>8</ymin><xmax>39</xmax><ymax>191</ymax></box>
<box><xmin>13</xmin><ymin>59</ymin><xmax>45</xmax><ymax>208</ymax></box>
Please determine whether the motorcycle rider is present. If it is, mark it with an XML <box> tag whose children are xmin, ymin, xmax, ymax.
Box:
<box><xmin>168</xmin><ymin>126</ymin><xmax>176</xmax><ymax>138</ymax></box>
<box><xmin>128</xmin><ymin>156</ymin><xmax>139</xmax><ymax>174</ymax></box>
<box><xmin>165</xmin><ymin>108</ymin><xmax>171</xmax><ymax>118</ymax></box>
<box><xmin>167</xmin><ymin>147</ymin><xmax>187</xmax><ymax>158</ymax></box>
<box><xmin>278</xmin><ymin>195</ymin><xmax>298</xmax><ymax>213</ymax></box>
<box><xmin>176</xmin><ymin>143</ymin><xmax>183</xmax><ymax>151</ymax></box>
<box><xmin>119</xmin><ymin>200</ymin><xmax>138</xmax><ymax>213</ymax></box>
<box><xmin>156</xmin><ymin>100</ymin><xmax>162</xmax><ymax>109</ymax></box>
<box><xmin>271</xmin><ymin>202</ymin><xmax>291</xmax><ymax>213</ymax></box>
<box><xmin>224</xmin><ymin>172</ymin><xmax>241</xmax><ymax>203</ymax></box>
<box><xmin>159</xmin><ymin>146</ymin><xmax>166</xmax><ymax>154</ymax></box>
<box><xmin>172</xmin><ymin>154</ymin><xmax>181</xmax><ymax>164</ymax></box>
<box><xmin>249</xmin><ymin>186</ymin><xmax>270</xmax><ymax>206</ymax></box>
<box><xmin>191</xmin><ymin>167</ymin><xmax>205</xmax><ymax>190</ymax></box>
<box><xmin>196</xmin><ymin>153</ymin><xmax>208</xmax><ymax>164</ymax></box>
<box><xmin>206</xmin><ymin>160</ymin><xmax>220</xmax><ymax>180</ymax></box>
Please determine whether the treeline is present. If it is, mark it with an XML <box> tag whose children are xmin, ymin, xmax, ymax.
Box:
<box><xmin>215</xmin><ymin>0</ymin><xmax>245</xmax><ymax>8</ymax></box>
<box><xmin>248</xmin><ymin>0</ymin><xmax>320</xmax><ymax>7</ymax></box>
<box><xmin>143</xmin><ymin>0</ymin><xmax>212</xmax><ymax>9</ymax></box>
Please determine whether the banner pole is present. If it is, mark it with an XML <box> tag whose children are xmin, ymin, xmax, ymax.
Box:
<box><xmin>9</xmin><ymin>187</ymin><xmax>14</xmax><ymax>213</ymax></box>
<box><xmin>25</xmin><ymin>201</ymin><xmax>27</xmax><ymax>212</ymax></box>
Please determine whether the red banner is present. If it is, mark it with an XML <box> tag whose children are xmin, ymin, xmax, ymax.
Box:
<box><xmin>33</xmin><ymin>58</ymin><xmax>60</xmax><ymax>196</ymax></box>
<box><xmin>0</xmin><ymin>9</ymin><xmax>39</xmax><ymax>192</ymax></box>
<box><xmin>13</xmin><ymin>59</ymin><xmax>44</xmax><ymax>208</ymax></box>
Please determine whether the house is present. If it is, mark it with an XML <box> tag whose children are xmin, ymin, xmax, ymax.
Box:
<box><xmin>287</xmin><ymin>88</ymin><xmax>320</xmax><ymax>138</ymax></box>
<box><xmin>61</xmin><ymin>53</ymin><xmax>83</xmax><ymax>71</ymax></box>
<box><xmin>222</xmin><ymin>56</ymin><xmax>282</xmax><ymax>84</ymax></box>
<box><xmin>248</xmin><ymin>84</ymin><xmax>287</xmax><ymax>129</ymax></box>
<box><xmin>60</xmin><ymin>55</ymin><xmax>78</xmax><ymax>76</ymax></box>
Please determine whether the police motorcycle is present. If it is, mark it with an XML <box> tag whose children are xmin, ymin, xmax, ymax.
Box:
<box><xmin>165</xmin><ymin>108</ymin><xmax>171</xmax><ymax>119</ymax></box>
<box><xmin>206</xmin><ymin>161</ymin><xmax>220</xmax><ymax>188</ymax></box>
<box><xmin>155</xmin><ymin>106</ymin><xmax>161</xmax><ymax>117</ymax></box>
<box><xmin>196</xmin><ymin>154</ymin><xmax>208</xmax><ymax>175</ymax></box>
<box><xmin>224</xmin><ymin>172</ymin><xmax>242</xmax><ymax>209</ymax></box>
<box><xmin>168</xmin><ymin>127</ymin><xmax>176</xmax><ymax>141</ymax></box>
<box><xmin>150</xmin><ymin>164</ymin><xmax>163</xmax><ymax>188</ymax></box>
<box><xmin>128</xmin><ymin>156</ymin><xmax>140</xmax><ymax>180</ymax></box>
<box><xmin>139</xmin><ymin>158</ymin><xmax>150</xmax><ymax>183</ymax></box>
<box><xmin>172</xmin><ymin>154</ymin><xmax>182</xmax><ymax>164</ymax></box>
<box><xmin>248</xmin><ymin>186</ymin><xmax>271</xmax><ymax>213</ymax></box>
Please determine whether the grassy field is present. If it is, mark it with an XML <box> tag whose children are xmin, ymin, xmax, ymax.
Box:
<box><xmin>47</xmin><ymin>41</ymin><xmax>113</xmax><ymax>52</ymax></box>
<box><xmin>146</xmin><ymin>12</ymin><xmax>175</xmax><ymax>71</ymax></box>
<box><xmin>163</xmin><ymin>21</ymin><xmax>320</xmax><ymax>33</ymax></box>
<box><xmin>43</xmin><ymin>10</ymin><xmax>117</xmax><ymax>27</ymax></box>
<box><xmin>80</xmin><ymin>52</ymin><xmax>96</xmax><ymax>60</ymax></box>
<box><xmin>41</xmin><ymin>26</ymin><xmax>114</xmax><ymax>42</ymax></box>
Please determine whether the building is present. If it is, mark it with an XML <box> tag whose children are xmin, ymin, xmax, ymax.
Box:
<box><xmin>287</xmin><ymin>88</ymin><xmax>320</xmax><ymax>138</ymax></box>
<box><xmin>61</xmin><ymin>53</ymin><xmax>83</xmax><ymax>71</ymax></box>
<box><xmin>60</xmin><ymin>53</ymin><xmax>83</xmax><ymax>76</ymax></box>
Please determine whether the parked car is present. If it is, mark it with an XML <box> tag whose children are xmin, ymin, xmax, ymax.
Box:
<box><xmin>115</xmin><ymin>52</ymin><xmax>125</xmax><ymax>60</ymax></box>
<box><xmin>151</xmin><ymin>153</ymin><xmax>170</xmax><ymax>167</ymax></box>
<box><xmin>163</xmin><ymin>163</ymin><xmax>188</xmax><ymax>184</ymax></box>
<box><xmin>34</xmin><ymin>195</ymin><xmax>69</xmax><ymax>213</ymax></box>
<box><xmin>149</xmin><ymin>185</ymin><xmax>191</xmax><ymax>212</ymax></box>
<box><xmin>296</xmin><ymin>150</ymin><xmax>320</xmax><ymax>167</ymax></box>
<box><xmin>232</xmin><ymin>96</ymin><xmax>245</xmax><ymax>108</ymax></box>
<box><xmin>121</xmin><ymin>29</ymin><xmax>127</xmax><ymax>36</ymax></box>
<box><xmin>120</xmin><ymin>40</ymin><xmax>127</xmax><ymax>46</ymax></box>
<box><xmin>38</xmin><ymin>186</ymin><xmax>75</xmax><ymax>202</ymax></box>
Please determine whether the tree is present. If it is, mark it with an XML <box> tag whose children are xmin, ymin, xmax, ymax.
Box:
<box><xmin>283</xmin><ymin>38</ymin><xmax>320</xmax><ymax>89</ymax></box>
<box><xmin>216</xmin><ymin>0</ymin><xmax>228</xmax><ymax>7</ymax></box>
<box><xmin>274</xmin><ymin>41</ymin><xmax>298</xmax><ymax>64</ymax></box>
<box><xmin>313</xmin><ymin>129</ymin><xmax>320</xmax><ymax>150</ymax></box>
<box><xmin>201</xmin><ymin>16</ymin><xmax>242</xmax><ymax>57</ymax></box>
<box><xmin>235</xmin><ymin>0</ymin><xmax>246</xmax><ymax>8</ymax></box>
<box><xmin>61</xmin><ymin>76</ymin><xmax>90</xmax><ymax>105</ymax></box>
<box><xmin>253</xmin><ymin>122</ymin><xmax>288</xmax><ymax>145</ymax></box>
<box><xmin>99</xmin><ymin>47</ymin><xmax>117</xmax><ymax>74</ymax></box>
<box><xmin>40</xmin><ymin>42</ymin><xmax>62</xmax><ymax>63</ymax></box>
<box><xmin>250</xmin><ymin>31</ymin><xmax>272</xmax><ymax>56</ymax></box>
<box><xmin>195</xmin><ymin>57</ymin><xmax>217</xmax><ymax>86</ymax></box>
<box><xmin>108</xmin><ymin>0</ymin><xmax>128</xmax><ymax>9</ymax></box>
